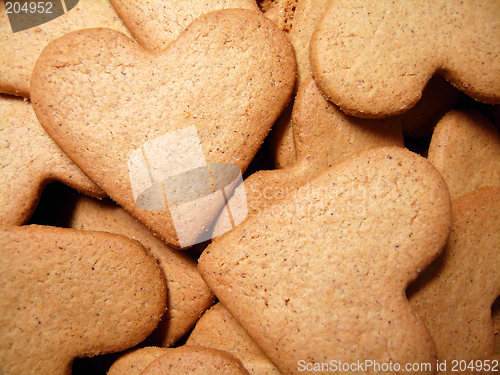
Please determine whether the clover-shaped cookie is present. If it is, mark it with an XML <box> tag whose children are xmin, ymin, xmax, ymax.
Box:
<box><xmin>428</xmin><ymin>109</ymin><xmax>500</xmax><ymax>201</ymax></box>
<box><xmin>0</xmin><ymin>94</ymin><xmax>105</xmax><ymax>225</ymax></box>
<box><xmin>31</xmin><ymin>9</ymin><xmax>296</xmax><ymax>248</ymax></box>
<box><xmin>245</xmin><ymin>75</ymin><xmax>403</xmax><ymax>214</ymax></box>
<box><xmin>408</xmin><ymin>187</ymin><xmax>500</xmax><ymax>366</ymax></box>
<box><xmin>0</xmin><ymin>0</ymin><xmax>132</xmax><ymax>98</ymax></box>
<box><xmin>200</xmin><ymin>147</ymin><xmax>452</xmax><ymax>373</ymax></box>
<box><xmin>310</xmin><ymin>0</ymin><xmax>500</xmax><ymax>118</ymax></box>
<box><xmin>0</xmin><ymin>224</ymin><xmax>166</xmax><ymax>375</ymax></box>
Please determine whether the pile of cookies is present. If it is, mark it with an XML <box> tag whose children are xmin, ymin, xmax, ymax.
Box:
<box><xmin>1</xmin><ymin>0</ymin><xmax>500</xmax><ymax>374</ymax></box>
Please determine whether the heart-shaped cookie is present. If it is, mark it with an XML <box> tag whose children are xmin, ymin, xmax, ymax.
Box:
<box><xmin>30</xmin><ymin>183</ymin><xmax>214</xmax><ymax>347</ymax></box>
<box><xmin>310</xmin><ymin>0</ymin><xmax>500</xmax><ymax>118</ymax></box>
<box><xmin>31</xmin><ymin>9</ymin><xmax>296</xmax><ymax>248</ymax></box>
<box><xmin>200</xmin><ymin>147</ymin><xmax>452</xmax><ymax>373</ymax></box>
<box><xmin>0</xmin><ymin>224</ymin><xmax>166</xmax><ymax>375</ymax></box>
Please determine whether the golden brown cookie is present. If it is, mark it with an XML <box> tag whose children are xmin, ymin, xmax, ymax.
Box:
<box><xmin>287</xmin><ymin>0</ymin><xmax>328</xmax><ymax>89</ymax></box>
<box><xmin>310</xmin><ymin>0</ymin><xmax>500</xmax><ymax>118</ymax></box>
<box><xmin>267</xmin><ymin>0</ymin><xmax>329</xmax><ymax>169</ymax></box>
<box><xmin>200</xmin><ymin>147</ymin><xmax>452</xmax><ymax>374</ymax></box>
<box><xmin>408</xmin><ymin>187</ymin><xmax>500</xmax><ymax>369</ymax></box>
<box><xmin>427</xmin><ymin>109</ymin><xmax>500</xmax><ymax>201</ymax></box>
<box><xmin>245</xmin><ymin>75</ymin><xmax>403</xmax><ymax>214</ymax></box>
<box><xmin>31</xmin><ymin>9</ymin><xmax>296</xmax><ymax>248</ymax></box>
<box><xmin>0</xmin><ymin>94</ymin><xmax>105</xmax><ymax>225</ymax></box>
<box><xmin>0</xmin><ymin>0</ymin><xmax>132</xmax><ymax>98</ymax></box>
<box><xmin>110</xmin><ymin>0</ymin><xmax>260</xmax><ymax>52</ymax></box>
<box><xmin>0</xmin><ymin>224</ymin><xmax>167</xmax><ymax>375</ymax></box>
<box><xmin>186</xmin><ymin>302</ymin><xmax>281</xmax><ymax>374</ymax></box>
<box><xmin>58</xmin><ymin>190</ymin><xmax>215</xmax><ymax>347</ymax></box>
<box><xmin>107</xmin><ymin>347</ymin><xmax>169</xmax><ymax>375</ymax></box>
<box><xmin>141</xmin><ymin>346</ymin><xmax>250</xmax><ymax>375</ymax></box>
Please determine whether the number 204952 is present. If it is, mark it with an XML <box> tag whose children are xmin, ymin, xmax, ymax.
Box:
<box><xmin>3</xmin><ymin>1</ymin><xmax>79</xmax><ymax>33</ymax></box>
<box><xmin>5</xmin><ymin>2</ymin><xmax>54</xmax><ymax>14</ymax></box>
<box><xmin>449</xmin><ymin>360</ymin><xmax>498</xmax><ymax>372</ymax></box>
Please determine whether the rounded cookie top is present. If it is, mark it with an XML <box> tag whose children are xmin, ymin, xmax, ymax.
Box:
<box><xmin>310</xmin><ymin>0</ymin><xmax>500</xmax><ymax>118</ymax></box>
<box><xmin>31</xmin><ymin>9</ymin><xmax>296</xmax><ymax>248</ymax></box>
<box><xmin>200</xmin><ymin>146</ymin><xmax>452</xmax><ymax>374</ymax></box>
<box><xmin>427</xmin><ymin>109</ymin><xmax>500</xmax><ymax>201</ymax></box>
<box><xmin>0</xmin><ymin>225</ymin><xmax>167</xmax><ymax>375</ymax></box>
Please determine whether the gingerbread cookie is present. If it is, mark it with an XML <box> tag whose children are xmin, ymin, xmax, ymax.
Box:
<box><xmin>0</xmin><ymin>0</ymin><xmax>132</xmax><ymax>98</ymax></box>
<box><xmin>0</xmin><ymin>94</ymin><xmax>105</xmax><ymax>226</ymax></box>
<box><xmin>427</xmin><ymin>109</ymin><xmax>500</xmax><ymax>201</ymax></box>
<box><xmin>110</xmin><ymin>0</ymin><xmax>260</xmax><ymax>52</ymax></box>
<box><xmin>267</xmin><ymin>0</ymin><xmax>329</xmax><ymax>169</ymax></box>
<box><xmin>200</xmin><ymin>147</ymin><xmax>452</xmax><ymax>374</ymax></box>
<box><xmin>186</xmin><ymin>302</ymin><xmax>281</xmax><ymax>374</ymax></box>
<box><xmin>408</xmin><ymin>187</ymin><xmax>500</xmax><ymax>367</ymax></box>
<box><xmin>0</xmin><ymin>224</ymin><xmax>167</xmax><ymax>375</ymax></box>
<box><xmin>42</xmin><ymin>187</ymin><xmax>215</xmax><ymax>347</ymax></box>
<box><xmin>31</xmin><ymin>9</ymin><xmax>296</xmax><ymax>248</ymax></box>
<box><xmin>141</xmin><ymin>346</ymin><xmax>250</xmax><ymax>375</ymax></box>
<box><xmin>310</xmin><ymin>0</ymin><xmax>500</xmax><ymax>118</ymax></box>
<box><xmin>287</xmin><ymin>0</ymin><xmax>328</xmax><ymax>89</ymax></box>
<box><xmin>107</xmin><ymin>347</ymin><xmax>169</xmax><ymax>375</ymax></box>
